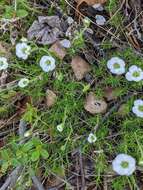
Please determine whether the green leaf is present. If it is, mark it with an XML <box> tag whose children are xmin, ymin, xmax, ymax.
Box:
<box><xmin>23</xmin><ymin>104</ymin><xmax>37</xmax><ymax>123</ymax></box>
<box><xmin>40</xmin><ymin>149</ymin><xmax>49</xmax><ymax>159</ymax></box>
<box><xmin>32</xmin><ymin>137</ymin><xmax>42</xmax><ymax>147</ymax></box>
<box><xmin>11</xmin><ymin>158</ymin><xmax>20</xmax><ymax>167</ymax></box>
<box><xmin>53</xmin><ymin>165</ymin><xmax>65</xmax><ymax>176</ymax></box>
<box><xmin>1</xmin><ymin>162</ymin><xmax>9</xmax><ymax>173</ymax></box>
<box><xmin>11</xmin><ymin>142</ymin><xmax>19</xmax><ymax>152</ymax></box>
<box><xmin>22</xmin><ymin>141</ymin><xmax>33</xmax><ymax>152</ymax></box>
<box><xmin>1</xmin><ymin>149</ymin><xmax>10</xmax><ymax>161</ymax></box>
<box><xmin>20</xmin><ymin>154</ymin><xmax>28</xmax><ymax>165</ymax></box>
<box><xmin>3</xmin><ymin>6</ymin><xmax>14</xmax><ymax>19</ymax></box>
<box><xmin>16</xmin><ymin>149</ymin><xmax>23</xmax><ymax>158</ymax></box>
<box><xmin>31</xmin><ymin>151</ymin><xmax>40</xmax><ymax>162</ymax></box>
<box><xmin>16</xmin><ymin>9</ymin><xmax>28</xmax><ymax>18</ymax></box>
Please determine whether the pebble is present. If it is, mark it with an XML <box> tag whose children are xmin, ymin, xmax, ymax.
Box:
<box><xmin>95</xmin><ymin>15</ymin><xmax>106</xmax><ymax>26</ymax></box>
<box><xmin>92</xmin><ymin>3</ymin><xmax>104</xmax><ymax>11</ymax></box>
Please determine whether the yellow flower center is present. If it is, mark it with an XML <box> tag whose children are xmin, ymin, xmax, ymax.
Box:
<box><xmin>139</xmin><ymin>105</ymin><xmax>143</xmax><ymax>112</ymax></box>
<box><xmin>113</xmin><ymin>63</ymin><xmax>120</xmax><ymax>69</ymax></box>
<box><xmin>132</xmin><ymin>71</ymin><xmax>140</xmax><ymax>78</ymax></box>
<box><xmin>121</xmin><ymin>161</ymin><xmax>129</xmax><ymax>168</ymax></box>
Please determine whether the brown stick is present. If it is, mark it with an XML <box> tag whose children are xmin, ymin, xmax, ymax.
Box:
<box><xmin>31</xmin><ymin>175</ymin><xmax>45</xmax><ymax>190</ymax></box>
<box><xmin>79</xmin><ymin>151</ymin><xmax>86</xmax><ymax>190</ymax></box>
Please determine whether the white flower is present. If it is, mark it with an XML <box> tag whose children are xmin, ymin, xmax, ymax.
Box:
<box><xmin>57</xmin><ymin>123</ymin><xmax>64</xmax><ymax>132</ymax></box>
<box><xmin>112</xmin><ymin>154</ymin><xmax>136</xmax><ymax>176</ymax></box>
<box><xmin>107</xmin><ymin>57</ymin><xmax>125</xmax><ymax>75</ymax></box>
<box><xmin>39</xmin><ymin>56</ymin><xmax>56</xmax><ymax>72</ymax></box>
<box><xmin>16</xmin><ymin>42</ymin><xmax>31</xmax><ymax>60</ymax></box>
<box><xmin>92</xmin><ymin>3</ymin><xmax>104</xmax><ymax>11</ymax></box>
<box><xmin>132</xmin><ymin>99</ymin><xmax>143</xmax><ymax>118</ymax></box>
<box><xmin>60</xmin><ymin>39</ymin><xmax>71</xmax><ymax>48</ymax></box>
<box><xmin>125</xmin><ymin>65</ymin><xmax>143</xmax><ymax>82</ymax></box>
<box><xmin>87</xmin><ymin>133</ymin><xmax>97</xmax><ymax>143</ymax></box>
<box><xmin>24</xmin><ymin>131</ymin><xmax>31</xmax><ymax>137</ymax></box>
<box><xmin>0</xmin><ymin>57</ymin><xmax>8</xmax><ymax>70</ymax></box>
<box><xmin>95</xmin><ymin>15</ymin><xmax>106</xmax><ymax>26</ymax></box>
<box><xmin>18</xmin><ymin>78</ymin><xmax>29</xmax><ymax>88</ymax></box>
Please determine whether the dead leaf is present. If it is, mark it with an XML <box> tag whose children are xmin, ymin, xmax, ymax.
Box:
<box><xmin>104</xmin><ymin>87</ymin><xmax>117</xmax><ymax>101</ymax></box>
<box><xmin>71</xmin><ymin>56</ymin><xmax>91</xmax><ymax>80</ymax></box>
<box><xmin>0</xmin><ymin>71</ymin><xmax>8</xmax><ymax>86</ymax></box>
<box><xmin>45</xmin><ymin>176</ymin><xmax>62</xmax><ymax>188</ymax></box>
<box><xmin>46</xmin><ymin>90</ymin><xmax>57</xmax><ymax>108</ymax></box>
<box><xmin>0</xmin><ymin>42</ymin><xmax>7</xmax><ymax>55</ymax></box>
<box><xmin>76</xmin><ymin>0</ymin><xmax>107</xmax><ymax>9</ymax></box>
<box><xmin>0</xmin><ymin>139</ymin><xmax>5</xmax><ymax>148</ymax></box>
<box><xmin>10</xmin><ymin>28</ymin><xmax>18</xmax><ymax>45</ymax></box>
<box><xmin>16</xmin><ymin>95</ymin><xmax>32</xmax><ymax>115</ymax></box>
<box><xmin>49</xmin><ymin>41</ymin><xmax>67</xmax><ymax>60</ymax></box>
<box><xmin>84</xmin><ymin>92</ymin><xmax>107</xmax><ymax>114</ymax></box>
<box><xmin>0</xmin><ymin>42</ymin><xmax>12</xmax><ymax>58</ymax></box>
<box><xmin>27</xmin><ymin>16</ymin><xmax>63</xmax><ymax>45</ymax></box>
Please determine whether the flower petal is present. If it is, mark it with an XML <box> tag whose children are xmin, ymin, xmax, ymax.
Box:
<box><xmin>134</xmin><ymin>99</ymin><xmax>143</xmax><ymax>106</ymax></box>
<box><xmin>125</xmin><ymin>72</ymin><xmax>133</xmax><ymax>81</ymax></box>
<box><xmin>129</xmin><ymin>65</ymin><xmax>138</xmax><ymax>72</ymax></box>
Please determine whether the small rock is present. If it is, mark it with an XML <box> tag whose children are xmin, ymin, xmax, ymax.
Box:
<box><xmin>71</xmin><ymin>56</ymin><xmax>91</xmax><ymax>81</ymax></box>
<box><xmin>49</xmin><ymin>41</ymin><xmax>67</xmax><ymax>60</ymax></box>
<box><xmin>95</xmin><ymin>15</ymin><xmax>106</xmax><ymax>26</ymax></box>
<box><xmin>67</xmin><ymin>17</ymin><xmax>74</xmax><ymax>25</ymax></box>
<box><xmin>84</xmin><ymin>92</ymin><xmax>107</xmax><ymax>114</ymax></box>
<box><xmin>60</xmin><ymin>39</ymin><xmax>71</xmax><ymax>48</ymax></box>
<box><xmin>92</xmin><ymin>3</ymin><xmax>104</xmax><ymax>11</ymax></box>
<box><xmin>84</xmin><ymin>73</ymin><xmax>94</xmax><ymax>84</ymax></box>
<box><xmin>46</xmin><ymin>90</ymin><xmax>57</xmax><ymax>108</ymax></box>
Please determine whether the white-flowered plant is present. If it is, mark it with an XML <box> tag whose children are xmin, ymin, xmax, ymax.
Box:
<box><xmin>39</xmin><ymin>56</ymin><xmax>56</xmax><ymax>73</ymax></box>
<box><xmin>0</xmin><ymin>57</ymin><xmax>8</xmax><ymax>70</ymax></box>
<box><xmin>95</xmin><ymin>15</ymin><xmax>106</xmax><ymax>26</ymax></box>
<box><xmin>60</xmin><ymin>39</ymin><xmax>71</xmax><ymax>48</ymax></box>
<box><xmin>132</xmin><ymin>99</ymin><xmax>143</xmax><ymax>118</ymax></box>
<box><xmin>107</xmin><ymin>57</ymin><xmax>125</xmax><ymax>75</ymax></box>
<box><xmin>57</xmin><ymin>123</ymin><xmax>64</xmax><ymax>132</ymax></box>
<box><xmin>125</xmin><ymin>65</ymin><xmax>143</xmax><ymax>82</ymax></box>
<box><xmin>18</xmin><ymin>78</ymin><xmax>29</xmax><ymax>88</ymax></box>
<box><xmin>112</xmin><ymin>153</ymin><xmax>136</xmax><ymax>176</ymax></box>
<box><xmin>16</xmin><ymin>42</ymin><xmax>31</xmax><ymax>60</ymax></box>
<box><xmin>24</xmin><ymin>130</ymin><xmax>32</xmax><ymax>137</ymax></box>
<box><xmin>87</xmin><ymin>133</ymin><xmax>97</xmax><ymax>143</ymax></box>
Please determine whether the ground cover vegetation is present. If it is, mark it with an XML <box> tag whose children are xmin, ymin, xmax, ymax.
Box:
<box><xmin>0</xmin><ymin>0</ymin><xmax>143</xmax><ymax>189</ymax></box>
